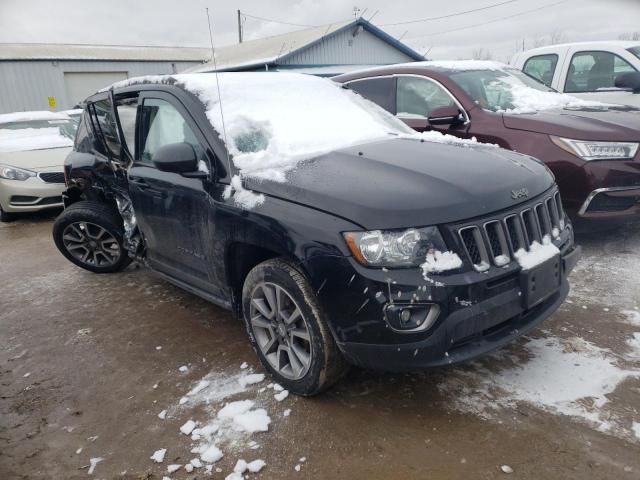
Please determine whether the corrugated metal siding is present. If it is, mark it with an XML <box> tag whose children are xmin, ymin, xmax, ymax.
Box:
<box><xmin>280</xmin><ymin>28</ymin><xmax>413</xmax><ymax>66</ymax></box>
<box><xmin>0</xmin><ymin>60</ymin><xmax>201</xmax><ymax>113</ymax></box>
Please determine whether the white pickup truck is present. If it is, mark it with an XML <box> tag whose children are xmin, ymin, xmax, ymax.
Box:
<box><xmin>511</xmin><ymin>41</ymin><xmax>640</xmax><ymax>107</ymax></box>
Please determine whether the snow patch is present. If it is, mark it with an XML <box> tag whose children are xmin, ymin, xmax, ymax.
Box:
<box><xmin>274</xmin><ymin>390</ymin><xmax>289</xmax><ymax>402</ymax></box>
<box><xmin>421</xmin><ymin>250</ymin><xmax>463</xmax><ymax>276</ymax></box>
<box><xmin>0</xmin><ymin>127</ymin><xmax>73</xmax><ymax>152</ymax></box>
<box><xmin>238</xmin><ymin>373</ymin><xmax>265</xmax><ymax>388</ymax></box>
<box><xmin>150</xmin><ymin>448</ymin><xmax>167</xmax><ymax>463</ymax></box>
<box><xmin>514</xmin><ymin>236</ymin><xmax>559</xmax><ymax>270</ymax></box>
<box><xmin>439</xmin><ymin>336</ymin><xmax>639</xmax><ymax>433</ymax></box>
<box><xmin>233</xmin><ymin>408</ymin><xmax>271</xmax><ymax>433</ymax></box>
<box><xmin>87</xmin><ymin>457</ymin><xmax>103</xmax><ymax>475</ymax></box>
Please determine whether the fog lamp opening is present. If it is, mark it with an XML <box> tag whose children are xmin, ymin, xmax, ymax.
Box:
<box><xmin>384</xmin><ymin>303</ymin><xmax>440</xmax><ymax>332</ymax></box>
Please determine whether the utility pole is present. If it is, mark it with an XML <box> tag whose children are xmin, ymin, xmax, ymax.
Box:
<box><xmin>237</xmin><ymin>9</ymin><xmax>243</xmax><ymax>43</ymax></box>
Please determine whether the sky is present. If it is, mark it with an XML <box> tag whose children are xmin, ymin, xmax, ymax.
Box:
<box><xmin>1</xmin><ymin>0</ymin><xmax>639</xmax><ymax>61</ymax></box>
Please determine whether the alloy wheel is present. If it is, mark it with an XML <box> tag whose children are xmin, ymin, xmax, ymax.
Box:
<box><xmin>61</xmin><ymin>221</ymin><xmax>121</xmax><ymax>268</ymax></box>
<box><xmin>249</xmin><ymin>282</ymin><xmax>313</xmax><ymax>380</ymax></box>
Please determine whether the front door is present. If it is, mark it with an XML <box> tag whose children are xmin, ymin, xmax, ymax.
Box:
<box><xmin>128</xmin><ymin>92</ymin><xmax>219</xmax><ymax>295</ymax></box>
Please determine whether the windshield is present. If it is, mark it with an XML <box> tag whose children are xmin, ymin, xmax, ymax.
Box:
<box><xmin>628</xmin><ymin>46</ymin><xmax>640</xmax><ymax>60</ymax></box>
<box><xmin>450</xmin><ymin>68</ymin><xmax>558</xmax><ymax>112</ymax></box>
<box><xmin>0</xmin><ymin>119</ymin><xmax>75</xmax><ymax>153</ymax></box>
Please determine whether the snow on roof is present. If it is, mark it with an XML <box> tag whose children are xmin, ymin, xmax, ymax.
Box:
<box><xmin>0</xmin><ymin>110</ymin><xmax>71</xmax><ymax>124</ymax></box>
<box><xmin>521</xmin><ymin>40</ymin><xmax>640</xmax><ymax>54</ymax></box>
<box><xmin>187</xmin><ymin>18</ymin><xmax>423</xmax><ymax>73</ymax></box>
<box><xmin>409</xmin><ymin>60</ymin><xmax>508</xmax><ymax>71</ymax></box>
<box><xmin>0</xmin><ymin>43</ymin><xmax>210</xmax><ymax>62</ymax></box>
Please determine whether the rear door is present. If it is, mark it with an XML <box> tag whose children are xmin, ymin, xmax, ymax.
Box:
<box><xmin>128</xmin><ymin>91</ymin><xmax>220</xmax><ymax>295</ymax></box>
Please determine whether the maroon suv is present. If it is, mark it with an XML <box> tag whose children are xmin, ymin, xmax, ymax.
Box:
<box><xmin>334</xmin><ymin>61</ymin><xmax>640</xmax><ymax>219</ymax></box>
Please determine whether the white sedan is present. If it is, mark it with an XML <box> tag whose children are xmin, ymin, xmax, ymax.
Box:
<box><xmin>0</xmin><ymin>111</ymin><xmax>74</xmax><ymax>221</ymax></box>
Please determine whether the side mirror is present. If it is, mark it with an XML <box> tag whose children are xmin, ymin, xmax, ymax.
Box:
<box><xmin>615</xmin><ymin>72</ymin><xmax>640</xmax><ymax>93</ymax></box>
<box><xmin>427</xmin><ymin>105</ymin><xmax>464</xmax><ymax>126</ymax></box>
<box><xmin>152</xmin><ymin>142</ymin><xmax>199</xmax><ymax>174</ymax></box>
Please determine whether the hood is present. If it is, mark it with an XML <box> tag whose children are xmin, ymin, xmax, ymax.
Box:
<box><xmin>0</xmin><ymin>146</ymin><xmax>71</xmax><ymax>172</ymax></box>
<box><xmin>503</xmin><ymin>107</ymin><xmax>640</xmax><ymax>141</ymax></box>
<box><xmin>245</xmin><ymin>137</ymin><xmax>554</xmax><ymax>229</ymax></box>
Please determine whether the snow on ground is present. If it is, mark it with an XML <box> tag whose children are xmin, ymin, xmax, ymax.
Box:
<box><xmin>149</xmin><ymin>364</ymin><xmax>294</xmax><ymax>478</ymax></box>
<box><xmin>438</xmin><ymin>335</ymin><xmax>640</xmax><ymax>439</ymax></box>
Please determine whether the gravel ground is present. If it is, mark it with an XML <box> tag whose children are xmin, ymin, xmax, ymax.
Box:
<box><xmin>1</xmin><ymin>211</ymin><xmax>639</xmax><ymax>479</ymax></box>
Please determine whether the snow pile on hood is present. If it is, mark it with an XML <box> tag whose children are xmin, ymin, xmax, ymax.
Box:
<box><xmin>0</xmin><ymin>127</ymin><xmax>73</xmax><ymax>153</ymax></box>
<box><xmin>106</xmin><ymin>73</ymin><xmax>414</xmax><ymax>208</ymax></box>
<box><xmin>514</xmin><ymin>236</ymin><xmax>560</xmax><ymax>270</ymax></box>
<box><xmin>412</xmin><ymin>130</ymin><xmax>499</xmax><ymax>148</ymax></box>
<box><xmin>496</xmin><ymin>75</ymin><xmax>611</xmax><ymax>114</ymax></box>
<box><xmin>0</xmin><ymin>110</ymin><xmax>70</xmax><ymax>124</ymax></box>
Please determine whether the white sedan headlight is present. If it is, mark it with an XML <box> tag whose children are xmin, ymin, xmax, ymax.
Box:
<box><xmin>551</xmin><ymin>136</ymin><xmax>639</xmax><ymax>161</ymax></box>
<box><xmin>0</xmin><ymin>164</ymin><xmax>36</xmax><ymax>181</ymax></box>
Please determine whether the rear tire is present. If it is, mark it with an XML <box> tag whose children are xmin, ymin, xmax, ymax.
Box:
<box><xmin>242</xmin><ymin>258</ymin><xmax>348</xmax><ymax>396</ymax></box>
<box><xmin>52</xmin><ymin>201</ymin><xmax>132</xmax><ymax>273</ymax></box>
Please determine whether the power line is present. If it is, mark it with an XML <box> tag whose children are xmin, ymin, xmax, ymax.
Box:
<box><xmin>241</xmin><ymin>12</ymin><xmax>318</xmax><ymax>28</ymax></box>
<box><xmin>379</xmin><ymin>0</ymin><xmax>519</xmax><ymax>26</ymax></box>
<box><xmin>406</xmin><ymin>0</ymin><xmax>569</xmax><ymax>39</ymax></box>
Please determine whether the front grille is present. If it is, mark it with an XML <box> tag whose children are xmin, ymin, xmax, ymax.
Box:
<box><xmin>456</xmin><ymin>189</ymin><xmax>566</xmax><ymax>271</ymax></box>
<box><xmin>39</xmin><ymin>172</ymin><xmax>65</xmax><ymax>183</ymax></box>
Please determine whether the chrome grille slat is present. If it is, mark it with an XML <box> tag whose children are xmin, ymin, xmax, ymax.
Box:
<box><xmin>457</xmin><ymin>190</ymin><xmax>567</xmax><ymax>271</ymax></box>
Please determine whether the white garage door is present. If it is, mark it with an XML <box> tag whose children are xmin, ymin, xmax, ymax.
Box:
<box><xmin>64</xmin><ymin>71</ymin><xmax>128</xmax><ymax>107</ymax></box>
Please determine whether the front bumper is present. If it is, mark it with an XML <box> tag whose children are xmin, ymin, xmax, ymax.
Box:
<box><xmin>305</xmin><ymin>233</ymin><xmax>579</xmax><ymax>372</ymax></box>
<box><xmin>0</xmin><ymin>176</ymin><xmax>65</xmax><ymax>213</ymax></box>
<box><xmin>578</xmin><ymin>185</ymin><xmax>640</xmax><ymax>219</ymax></box>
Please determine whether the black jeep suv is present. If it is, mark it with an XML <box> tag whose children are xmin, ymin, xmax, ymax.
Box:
<box><xmin>53</xmin><ymin>73</ymin><xmax>580</xmax><ymax>395</ymax></box>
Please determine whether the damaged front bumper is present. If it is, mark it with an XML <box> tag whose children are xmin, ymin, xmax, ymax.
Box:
<box><xmin>305</xmin><ymin>239</ymin><xmax>580</xmax><ymax>372</ymax></box>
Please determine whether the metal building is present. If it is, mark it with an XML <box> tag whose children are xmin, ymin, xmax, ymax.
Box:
<box><xmin>189</xmin><ymin>18</ymin><xmax>424</xmax><ymax>75</ymax></box>
<box><xmin>0</xmin><ymin>18</ymin><xmax>422</xmax><ymax>113</ymax></box>
<box><xmin>0</xmin><ymin>44</ymin><xmax>209</xmax><ymax>113</ymax></box>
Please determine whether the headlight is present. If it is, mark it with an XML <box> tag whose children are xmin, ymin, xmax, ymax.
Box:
<box><xmin>0</xmin><ymin>164</ymin><xmax>36</xmax><ymax>181</ymax></box>
<box><xmin>343</xmin><ymin>226</ymin><xmax>447</xmax><ymax>267</ymax></box>
<box><xmin>551</xmin><ymin>136</ymin><xmax>639</xmax><ymax>161</ymax></box>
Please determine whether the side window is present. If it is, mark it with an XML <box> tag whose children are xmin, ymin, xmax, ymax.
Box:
<box><xmin>90</xmin><ymin>99</ymin><xmax>121</xmax><ymax>158</ymax></box>
<box><xmin>347</xmin><ymin>77</ymin><xmax>396</xmax><ymax>114</ymax></box>
<box><xmin>115</xmin><ymin>96</ymin><xmax>138</xmax><ymax>158</ymax></box>
<box><xmin>396</xmin><ymin>76</ymin><xmax>458</xmax><ymax>118</ymax></box>
<box><xmin>523</xmin><ymin>54</ymin><xmax>558</xmax><ymax>87</ymax></box>
<box><xmin>140</xmin><ymin>98</ymin><xmax>204</xmax><ymax>164</ymax></box>
<box><xmin>566</xmin><ymin>50</ymin><xmax>638</xmax><ymax>92</ymax></box>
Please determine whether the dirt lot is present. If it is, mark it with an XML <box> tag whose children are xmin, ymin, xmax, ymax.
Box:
<box><xmin>1</xmin><ymin>212</ymin><xmax>639</xmax><ymax>480</ymax></box>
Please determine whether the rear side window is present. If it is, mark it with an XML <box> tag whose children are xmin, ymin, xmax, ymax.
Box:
<box><xmin>139</xmin><ymin>98</ymin><xmax>204</xmax><ymax>164</ymax></box>
<box><xmin>523</xmin><ymin>54</ymin><xmax>558</xmax><ymax>87</ymax></box>
<box><xmin>396</xmin><ymin>76</ymin><xmax>458</xmax><ymax>118</ymax></box>
<box><xmin>347</xmin><ymin>77</ymin><xmax>396</xmax><ymax>114</ymax></box>
<box><xmin>565</xmin><ymin>50</ymin><xmax>637</xmax><ymax>92</ymax></box>
<box><xmin>115</xmin><ymin>96</ymin><xmax>138</xmax><ymax>158</ymax></box>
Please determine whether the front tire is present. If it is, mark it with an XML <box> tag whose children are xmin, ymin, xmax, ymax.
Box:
<box><xmin>242</xmin><ymin>258</ymin><xmax>348</xmax><ymax>396</ymax></box>
<box><xmin>0</xmin><ymin>205</ymin><xmax>15</xmax><ymax>222</ymax></box>
<box><xmin>52</xmin><ymin>201</ymin><xmax>132</xmax><ymax>273</ymax></box>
